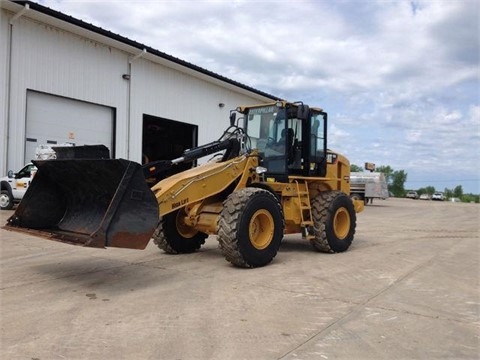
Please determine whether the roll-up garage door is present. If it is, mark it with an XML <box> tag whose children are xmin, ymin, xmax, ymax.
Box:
<box><xmin>25</xmin><ymin>91</ymin><xmax>115</xmax><ymax>163</ymax></box>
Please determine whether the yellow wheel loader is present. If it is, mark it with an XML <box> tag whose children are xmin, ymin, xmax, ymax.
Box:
<box><xmin>5</xmin><ymin>101</ymin><xmax>364</xmax><ymax>268</ymax></box>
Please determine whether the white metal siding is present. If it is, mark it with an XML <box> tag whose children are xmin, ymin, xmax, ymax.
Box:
<box><xmin>6</xmin><ymin>15</ymin><xmax>129</xmax><ymax>169</ymax></box>
<box><xmin>1</xmin><ymin>9</ymin><xmax>11</xmax><ymax>175</ymax></box>
<box><xmin>129</xmin><ymin>59</ymin><xmax>265</xmax><ymax>162</ymax></box>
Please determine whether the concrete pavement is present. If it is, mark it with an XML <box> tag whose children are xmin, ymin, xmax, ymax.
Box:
<box><xmin>1</xmin><ymin>198</ymin><xmax>479</xmax><ymax>359</ymax></box>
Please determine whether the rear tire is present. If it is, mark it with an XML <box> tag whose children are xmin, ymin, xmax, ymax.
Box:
<box><xmin>350</xmin><ymin>193</ymin><xmax>362</xmax><ymax>201</ymax></box>
<box><xmin>0</xmin><ymin>190</ymin><xmax>14</xmax><ymax>210</ymax></box>
<box><xmin>153</xmin><ymin>208</ymin><xmax>207</xmax><ymax>254</ymax></box>
<box><xmin>218</xmin><ymin>188</ymin><xmax>284</xmax><ymax>268</ymax></box>
<box><xmin>311</xmin><ymin>191</ymin><xmax>356</xmax><ymax>253</ymax></box>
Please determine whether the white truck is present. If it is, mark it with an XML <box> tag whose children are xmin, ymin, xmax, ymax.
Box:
<box><xmin>350</xmin><ymin>172</ymin><xmax>389</xmax><ymax>205</ymax></box>
<box><xmin>0</xmin><ymin>143</ymin><xmax>75</xmax><ymax>210</ymax></box>
<box><xmin>0</xmin><ymin>163</ymin><xmax>37</xmax><ymax>210</ymax></box>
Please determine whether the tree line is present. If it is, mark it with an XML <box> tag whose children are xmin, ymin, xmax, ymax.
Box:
<box><xmin>351</xmin><ymin>164</ymin><xmax>479</xmax><ymax>203</ymax></box>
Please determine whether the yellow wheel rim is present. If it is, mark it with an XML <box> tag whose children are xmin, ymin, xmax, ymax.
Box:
<box><xmin>249</xmin><ymin>209</ymin><xmax>274</xmax><ymax>250</ymax></box>
<box><xmin>176</xmin><ymin>210</ymin><xmax>197</xmax><ymax>239</ymax></box>
<box><xmin>333</xmin><ymin>207</ymin><xmax>350</xmax><ymax>240</ymax></box>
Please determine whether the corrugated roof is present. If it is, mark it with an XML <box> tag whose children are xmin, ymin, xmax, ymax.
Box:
<box><xmin>8</xmin><ymin>0</ymin><xmax>278</xmax><ymax>101</ymax></box>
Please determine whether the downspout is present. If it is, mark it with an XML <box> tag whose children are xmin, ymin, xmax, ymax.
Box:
<box><xmin>9</xmin><ymin>3</ymin><xmax>29</xmax><ymax>24</ymax></box>
<box><xmin>125</xmin><ymin>48</ymin><xmax>146</xmax><ymax>160</ymax></box>
<box><xmin>3</xmin><ymin>3</ymin><xmax>30</xmax><ymax>172</ymax></box>
<box><xmin>130</xmin><ymin>48</ymin><xmax>147</xmax><ymax>63</ymax></box>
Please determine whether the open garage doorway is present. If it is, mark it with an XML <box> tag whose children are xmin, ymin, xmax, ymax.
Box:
<box><xmin>142</xmin><ymin>114</ymin><xmax>197</xmax><ymax>179</ymax></box>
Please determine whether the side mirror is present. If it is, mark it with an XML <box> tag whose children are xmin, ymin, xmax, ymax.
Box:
<box><xmin>229</xmin><ymin>112</ymin><xmax>236</xmax><ymax>127</ymax></box>
<box><xmin>297</xmin><ymin>105</ymin><xmax>310</xmax><ymax>120</ymax></box>
<box><xmin>7</xmin><ymin>170</ymin><xmax>14</xmax><ymax>178</ymax></box>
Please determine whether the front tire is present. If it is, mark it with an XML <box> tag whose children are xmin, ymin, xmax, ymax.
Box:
<box><xmin>311</xmin><ymin>191</ymin><xmax>356</xmax><ymax>253</ymax></box>
<box><xmin>153</xmin><ymin>208</ymin><xmax>207</xmax><ymax>254</ymax></box>
<box><xmin>0</xmin><ymin>190</ymin><xmax>14</xmax><ymax>210</ymax></box>
<box><xmin>218</xmin><ymin>188</ymin><xmax>284</xmax><ymax>268</ymax></box>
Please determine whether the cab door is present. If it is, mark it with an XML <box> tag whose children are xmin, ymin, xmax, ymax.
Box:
<box><xmin>307</xmin><ymin>112</ymin><xmax>328</xmax><ymax>177</ymax></box>
<box><xmin>11</xmin><ymin>164</ymin><xmax>37</xmax><ymax>200</ymax></box>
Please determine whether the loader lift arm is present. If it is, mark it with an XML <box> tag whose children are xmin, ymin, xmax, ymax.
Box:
<box><xmin>143</xmin><ymin>137</ymin><xmax>240</xmax><ymax>179</ymax></box>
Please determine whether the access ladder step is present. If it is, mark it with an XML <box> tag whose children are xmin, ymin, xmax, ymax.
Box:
<box><xmin>301</xmin><ymin>226</ymin><xmax>315</xmax><ymax>240</ymax></box>
<box><xmin>294</xmin><ymin>180</ymin><xmax>313</xmax><ymax>226</ymax></box>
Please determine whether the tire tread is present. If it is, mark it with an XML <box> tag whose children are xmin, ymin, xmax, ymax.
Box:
<box><xmin>311</xmin><ymin>191</ymin><xmax>356</xmax><ymax>253</ymax></box>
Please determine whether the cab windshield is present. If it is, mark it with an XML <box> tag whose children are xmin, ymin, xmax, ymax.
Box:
<box><xmin>245</xmin><ymin>105</ymin><xmax>285</xmax><ymax>149</ymax></box>
<box><xmin>245</xmin><ymin>104</ymin><xmax>302</xmax><ymax>174</ymax></box>
<box><xmin>244</xmin><ymin>103</ymin><xmax>327</xmax><ymax>177</ymax></box>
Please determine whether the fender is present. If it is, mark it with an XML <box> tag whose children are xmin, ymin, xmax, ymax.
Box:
<box><xmin>1</xmin><ymin>181</ymin><xmax>13</xmax><ymax>197</ymax></box>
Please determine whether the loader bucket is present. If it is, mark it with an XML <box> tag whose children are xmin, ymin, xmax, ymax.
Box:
<box><xmin>5</xmin><ymin>159</ymin><xmax>159</xmax><ymax>250</ymax></box>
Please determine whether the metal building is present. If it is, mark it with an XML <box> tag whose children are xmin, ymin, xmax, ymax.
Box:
<box><xmin>0</xmin><ymin>0</ymin><xmax>276</xmax><ymax>175</ymax></box>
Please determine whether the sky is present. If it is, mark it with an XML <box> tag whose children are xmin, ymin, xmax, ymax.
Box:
<box><xmin>37</xmin><ymin>0</ymin><xmax>480</xmax><ymax>194</ymax></box>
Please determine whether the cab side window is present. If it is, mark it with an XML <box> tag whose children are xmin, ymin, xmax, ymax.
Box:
<box><xmin>15</xmin><ymin>165</ymin><xmax>34</xmax><ymax>179</ymax></box>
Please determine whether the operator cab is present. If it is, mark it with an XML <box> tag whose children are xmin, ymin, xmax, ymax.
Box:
<box><xmin>241</xmin><ymin>101</ymin><xmax>328</xmax><ymax>181</ymax></box>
